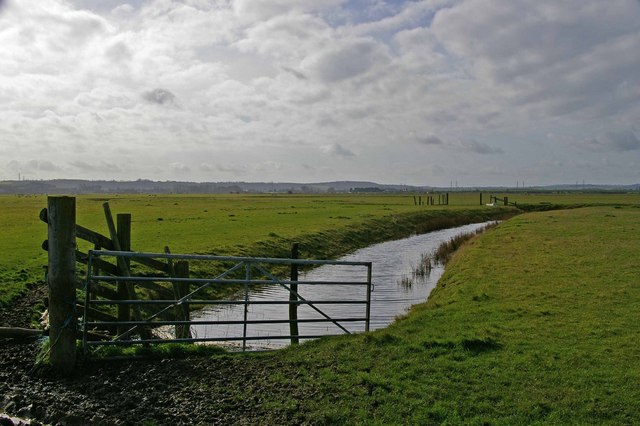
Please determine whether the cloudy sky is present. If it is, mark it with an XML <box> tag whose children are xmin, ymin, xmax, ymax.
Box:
<box><xmin>1</xmin><ymin>0</ymin><xmax>639</xmax><ymax>186</ymax></box>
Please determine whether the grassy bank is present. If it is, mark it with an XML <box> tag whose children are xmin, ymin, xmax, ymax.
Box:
<box><xmin>228</xmin><ymin>206</ymin><xmax>640</xmax><ymax>424</ymax></box>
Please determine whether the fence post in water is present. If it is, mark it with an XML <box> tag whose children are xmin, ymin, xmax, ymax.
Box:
<box><xmin>365</xmin><ymin>262</ymin><xmax>372</xmax><ymax>332</ymax></box>
<box><xmin>242</xmin><ymin>262</ymin><xmax>251</xmax><ymax>351</ymax></box>
<box><xmin>116</xmin><ymin>214</ymin><xmax>131</xmax><ymax>335</ymax></box>
<box><xmin>47</xmin><ymin>196</ymin><xmax>77</xmax><ymax>373</ymax></box>
<box><xmin>289</xmin><ymin>242</ymin><xmax>300</xmax><ymax>345</ymax></box>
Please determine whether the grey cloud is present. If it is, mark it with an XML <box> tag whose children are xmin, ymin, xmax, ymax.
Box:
<box><xmin>432</xmin><ymin>0</ymin><xmax>640</xmax><ymax>120</ymax></box>
<box><xmin>234</xmin><ymin>0</ymin><xmax>342</xmax><ymax>22</ymax></box>
<box><xmin>460</xmin><ymin>139</ymin><xmax>504</xmax><ymax>155</ymax></box>
<box><xmin>105</xmin><ymin>41</ymin><xmax>132</xmax><ymax>62</ymax></box>
<box><xmin>345</xmin><ymin>106</ymin><xmax>376</xmax><ymax>119</ymax></box>
<box><xmin>69</xmin><ymin>160</ymin><xmax>123</xmax><ymax>173</ymax></box>
<box><xmin>418</xmin><ymin>135</ymin><xmax>444</xmax><ymax>146</ymax></box>
<box><xmin>142</xmin><ymin>88</ymin><xmax>177</xmax><ymax>105</ymax></box>
<box><xmin>282</xmin><ymin>66</ymin><xmax>307</xmax><ymax>80</ymax></box>
<box><xmin>8</xmin><ymin>159</ymin><xmax>63</xmax><ymax>172</ymax></box>
<box><xmin>170</xmin><ymin>163</ymin><xmax>191</xmax><ymax>173</ymax></box>
<box><xmin>588</xmin><ymin>129</ymin><xmax>640</xmax><ymax>152</ymax></box>
<box><xmin>322</xmin><ymin>143</ymin><xmax>356</xmax><ymax>157</ymax></box>
<box><xmin>205</xmin><ymin>163</ymin><xmax>247</xmax><ymax>175</ymax></box>
<box><xmin>302</xmin><ymin>39</ymin><xmax>389</xmax><ymax>83</ymax></box>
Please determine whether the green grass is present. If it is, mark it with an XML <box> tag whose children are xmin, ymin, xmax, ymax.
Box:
<box><xmin>1</xmin><ymin>193</ymin><xmax>519</xmax><ymax>307</ymax></box>
<box><xmin>1</xmin><ymin>191</ymin><xmax>637</xmax><ymax>308</ymax></box>
<box><xmin>223</xmin><ymin>205</ymin><xmax>640</xmax><ymax>424</ymax></box>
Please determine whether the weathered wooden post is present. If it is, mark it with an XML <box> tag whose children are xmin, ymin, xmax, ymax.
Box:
<box><xmin>504</xmin><ymin>196</ymin><xmax>509</xmax><ymax>206</ymax></box>
<box><xmin>289</xmin><ymin>242</ymin><xmax>299</xmax><ymax>345</ymax></box>
<box><xmin>47</xmin><ymin>196</ymin><xmax>77</xmax><ymax>372</ymax></box>
<box><xmin>174</xmin><ymin>260</ymin><xmax>191</xmax><ymax>339</ymax></box>
<box><xmin>116</xmin><ymin>214</ymin><xmax>131</xmax><ymax>335</ymax></box>
<box><xmin>103</xmin><ymin>202</ymin><xmax>150</xmax><ymax>339</ymax></box>
<box><xmin>164</xmin><ymin>246</ymin><xmax>191</xmax><ymax>339</ymax></box>
<box><xmin>480</xmin><ymin>193</ymin><xmax>483</xmax><ymax>205</ymax></box>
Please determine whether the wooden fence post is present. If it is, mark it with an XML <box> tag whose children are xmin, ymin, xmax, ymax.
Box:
<box><xmin>174</xmin><ymin>260</ymin><xmax>191</xmax><ymax>339</ymax></box>
<box><xmin>116</xmin><ymin>214</ymin><xmax>131</xmax><ymax>336</ymax></box>
<box><xmin>289</xmin><ymin>242</ymin><xmax>299</xmax><ymax>345</ymax></box>
<box><xmin>103</xmin><ymin>203</ymin><xmax>150</xmax><ymax>340</ymax></box>
<box><xmin>480</xmin><ymin>193</ymin><xmax>483</xmax><ymax>205</ymax></box>
<box><xmin>47</xmin><ymin>196</ymin><xmax>77</xmax><ymax>372</ymax></box>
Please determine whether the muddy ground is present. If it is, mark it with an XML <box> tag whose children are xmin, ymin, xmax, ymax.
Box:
<box><xmin>0</xmin><ymin>286</ymin><xmax>309</xmax><ymax>425</ymax></box>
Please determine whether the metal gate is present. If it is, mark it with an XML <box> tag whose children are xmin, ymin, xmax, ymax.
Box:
<box><xmin>82</xmin><ymin>250</ymin><xmax>373</xmax><ymax>353</ymax></box>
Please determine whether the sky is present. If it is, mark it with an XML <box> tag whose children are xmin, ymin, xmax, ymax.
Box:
<box><xmin>1</xmin><ymin>0</ymin><xmax>639</xmax><ymax>186</ymax></box>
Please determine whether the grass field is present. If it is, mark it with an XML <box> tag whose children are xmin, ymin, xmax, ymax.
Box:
<box><xmin>1</xmin><ymin>192</ymin><xmax>517</xmax><ymax>308</ymax></box>
<box><xmin>3</xmin><ymin>193</ymin><xmax>640</xmax><ymax>423</ymax></box>
<box><xmin>1</xmin><ymin>191</ymin><xmax>637</xmax><ymax>308</ymax></box>
<box><xmin>227</xmin><ymin>205</ymin><xmax>640</xmax><ymax>424</ymax></box>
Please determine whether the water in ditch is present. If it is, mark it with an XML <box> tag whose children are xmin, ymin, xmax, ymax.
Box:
<box><xmin>193</xmin><ymin>221</ymin><xmax>494</xmax><ymax>349</ymax></box>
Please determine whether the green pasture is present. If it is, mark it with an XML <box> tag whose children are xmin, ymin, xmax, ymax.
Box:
<box><xmin>0</xmin><ymin>191</ymin><xmax>637</xmax><ymax>309</ymax></box>
<box><xmin>230</xmin><ymin>205</ymin><xmax>640</xmax><ymax>424</ymax></box>
<box><xmin>0</xmin><ymin>193</ymin><xmax>500</xmax><ymax>307</ymax></box>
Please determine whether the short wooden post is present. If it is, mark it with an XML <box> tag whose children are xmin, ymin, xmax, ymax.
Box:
<box><xmin>174</xmin><ymin>261</ymin><xmax>191</xmax><ymax>339</ymax></box>
<box><xmin>164</xmin><ymin>247</ymin><xmax>191</xmax><ymax>339</ymax></box>
<box><xmin>412</xmin><ymin>196</ymin><xmax>417</xmax><ymax>205</ymax></box>
<box><xmin>446</xmin><ymin>193</ymin><xmax>449</xmax><ymax>205</ymax></box>
<box><xmin>103</xmin><ymin>203</ymin><xmax>149</xmax><ymax>339</ymax></box>
<box><xmin>47</xmin><ymin>196</ymin><xmax>77</xmax><ymax>372</ymax></box>
<box><xmin>504</xmin><ymin>196</ymin><xmax>508</xmax><ymax>206</ymax></box>
<box><xmin>289</xmin><ymin>242</ymin><xmax>299</xmax><ymax>345</ymax></box>
<box><xmin>116</xmin><ymin>214</ymin><xmax>131</xmax><ymax>335</ymax></box>
<box><xmin>480</xmin><ymin>193</ymin><xmax>483</xmax><ymax>205</ymax></box>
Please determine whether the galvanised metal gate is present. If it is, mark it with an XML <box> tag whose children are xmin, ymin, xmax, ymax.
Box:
<box><xmin>82</xmin><ymin>250</ymin><xmax>373</xmax><ymax>353</ymax></box>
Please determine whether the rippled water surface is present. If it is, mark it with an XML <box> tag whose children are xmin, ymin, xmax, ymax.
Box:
<box><xmin>193</xmin><ymin>222</ymin><xmax>493</xmax><ymax>349</ymax></box>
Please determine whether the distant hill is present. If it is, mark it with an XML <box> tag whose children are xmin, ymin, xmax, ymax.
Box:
<box><xmin>0</xmin><ymin>179</ymin><xmax>427</xmax><ymax>195</ymax></box>
<box><xmin>0</xmin><ymin>179</ymin><xmax>637</xmax><ymax>195</ymax></box>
